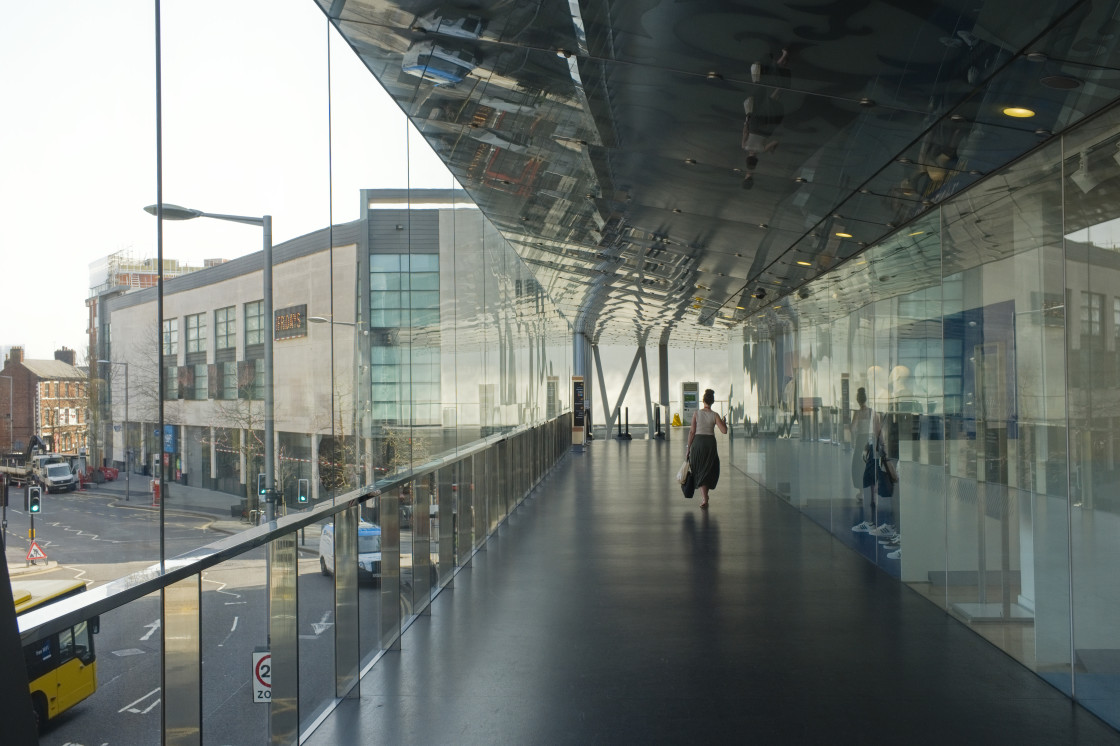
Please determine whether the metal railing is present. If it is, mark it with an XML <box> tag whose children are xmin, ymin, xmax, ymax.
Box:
<box><xmin>15</xmin><ymin>412</ymin><xmax>573</xmax><ymax>744</ymax></box>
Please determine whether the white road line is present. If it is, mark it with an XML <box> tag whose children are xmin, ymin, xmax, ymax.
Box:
<box><xmin>118</xmin><ymin>687</ymin><xmax>161</xmax><ymax>714</ymax></box>
<box><xmin>140</xmin><ymin>619</ymin><xmax>161</xmax><ymax>641</ymax></box>
<box><xmin>218</xmin><ymin>616</ymin><xmax>240</xmax><ymax>648</ymax></box>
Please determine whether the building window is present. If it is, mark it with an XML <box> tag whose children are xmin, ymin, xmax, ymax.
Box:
<box><xmin>219</xmin><ymin>361</ymin><xmax>237</xmax><ymax>399</ymax></box>
<box><xmin>193</xmin><ymin>363</ymin><xmax>208</xmax><ymax>400</ymax></box>
<box><xmin>186</xmin><ymin>313</ymin><xmax>207</xmax><ymax>354</ymax></box>
<box><xmin>216</xmin><ymin>306</ymin><xmax>236</xmax><ymax>350</ymax></box>
<box><xmin>237</xmin><ymin>360</ymin><xmax>261</xmax><ymax>400</ymax></box>
<box><xmin>1081</xmin><ymin>291</ymin><xmax>1103</xmax><ymax>338</ymax></box>
<box><xmin>164</xmin><ymin>366</ymin><xmax>178</xmax><ymax>400</ymax></box>
<box><xmin>369</xmin><ymin>253</ymin><xmax>440</xmax><ymax>424</ymax></box>
<box><xmin>162</xmin><ymin>318</ymin><xmax>179</xmax><ymax>356</ymax></box>
<box><xmin>245</xmin><ymin>301</ymin><xmax>264</xmax><ymax>346</ymax></box>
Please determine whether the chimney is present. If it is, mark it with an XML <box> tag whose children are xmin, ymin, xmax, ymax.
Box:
<box><xmin>54</xmin><ymin>347</ymin><xmax>76</xmax><ymax>366</ymax></box>
<box><xmin>8</xmin><ymin>346</ymin><xmax>23</xmax><ymax>366</ymax></box>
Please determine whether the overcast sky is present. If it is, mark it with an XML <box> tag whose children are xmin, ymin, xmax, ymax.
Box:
<box><xmin>1</xmin><ymin>0</ymin><xmax>452</xmax><ymax>362</ymax></box>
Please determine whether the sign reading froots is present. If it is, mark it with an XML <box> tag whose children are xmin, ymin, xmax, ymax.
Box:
<box><xmin>274</xmin><ymin>304</ymin><xmax>307</xmax><ymax>340</ymax></box>
<box><xmin>572</xmin><ymin>376</ymin><xmax>585</xmax><ymax>445</ymax></box>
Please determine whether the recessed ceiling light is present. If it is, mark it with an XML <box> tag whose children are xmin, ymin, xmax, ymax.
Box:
<box><xmin>1003</xmin><ymin>106</ymin><xmax>1035</xmax><ymax>118</ymax></box>
<box><xmin>909</xmin><ymin>231</ymin><xmax>924</xmax><ymax>236</ymax></box>
<box><xmin>796</xmin><ymin>260</ymin><xmax>812</xmax><ymax>266</ymax></box>
<box><xmin>836</xmin><ymin>232</ymin><xmax>853</xmax><ymax>238</ymax></box>
<box><xmin>684</xmin><ymin>158</ymin><xmax>697</xmax><ymax>165</ymax></box>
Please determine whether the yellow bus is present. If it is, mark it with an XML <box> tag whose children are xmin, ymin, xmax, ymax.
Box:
<box><xmin>12</xmin><ymin>578</ymin><xmax>99</xmax><ymax>728</ymax></box>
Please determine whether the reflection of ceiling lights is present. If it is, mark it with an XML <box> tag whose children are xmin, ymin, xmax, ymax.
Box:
<box><xmin>1002</xmin><ymin>106</ymin><xmax>1035</xmax><ymax>118</ymax></box>
<box><xmin>1071</xmin><ymin>151</ymin><xmax>1102</xmax><ymax>193</ymax></box>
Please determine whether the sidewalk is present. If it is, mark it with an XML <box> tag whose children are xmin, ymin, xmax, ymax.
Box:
<box><xmin>6</xmin><ymin>477</ymin><xmax>323</xmax><ymax>577</ymax></box>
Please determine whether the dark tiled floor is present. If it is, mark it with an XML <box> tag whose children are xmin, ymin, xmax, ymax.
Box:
<box><xmin>306</xmin><ymin>439</ymin><xmax>1120</xmax><ymax>745</ymax></box>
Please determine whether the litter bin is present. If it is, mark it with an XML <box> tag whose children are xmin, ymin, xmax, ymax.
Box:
<box><xmin>152</xmin><ymin>480</ymin><xmax>161</xmax><ymax>505</ymax></box>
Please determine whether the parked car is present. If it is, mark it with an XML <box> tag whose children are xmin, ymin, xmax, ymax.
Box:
<box><xmin>401</xmin><ymin>40</ymin><xmax>479</xmax><ymax>86</ymax></box>
<box><xmin>319</xmin><ymin>521</ymin><xmax>382</xmax><ymax>584</ymax></box>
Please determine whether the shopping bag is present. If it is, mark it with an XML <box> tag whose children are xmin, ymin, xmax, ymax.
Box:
<box><xmin>676</xmin><ymin>459</ymin><xmax>690</xmax><ymax>484</ymax></box>
<box><xmin>681</xmin><ymin>470</ymin><xmax>695</xmax><ymax>499</ymax></box>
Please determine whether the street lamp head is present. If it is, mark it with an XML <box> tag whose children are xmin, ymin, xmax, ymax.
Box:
<box><xmin>144</xmin><ymin>203</ymin><xmax>204</xmax><ymax>221</ymax></box>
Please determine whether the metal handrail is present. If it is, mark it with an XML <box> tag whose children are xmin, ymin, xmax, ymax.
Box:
<box><xmin>16</xmin><ymin>415</ymin><xmax>568</xmax><ymax>643</ymax></box>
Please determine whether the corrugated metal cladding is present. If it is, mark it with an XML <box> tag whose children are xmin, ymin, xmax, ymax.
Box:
<box><xmin>368</xmin><ymin>211</ymin><xmax>439</xmax><ymax>255</ymax></box>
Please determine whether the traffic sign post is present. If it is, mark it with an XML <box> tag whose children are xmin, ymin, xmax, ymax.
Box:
<box><xmin>252</xmin><ymin>649</ymin><xmax>271</xmax><ymax>704</ymax></box>
<box><xmin>26</xmin><ymin>541</ymin><xmax>47</xmax><ymax>562</ymax></box>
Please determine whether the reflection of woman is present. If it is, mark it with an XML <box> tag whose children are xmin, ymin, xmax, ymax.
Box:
<box><xmin>687</xmin><ymin>389</ymin><xmax>729</xmax><ymax>509</ymax></box>
<box><xmin>850</xmin><ymin>387</ymin><xmax>882</xmax><ymax>533</ymax></box>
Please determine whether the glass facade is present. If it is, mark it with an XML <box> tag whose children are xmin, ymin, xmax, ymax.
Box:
<box><xmin>12</xmin><ymin>1</ymin><xmax>1120</xmax><ymax>742</ymax></box>
<box><xmin>727</xmin><ymin>106</ymin><xmax>1120</xmax><ymax>729</ymax></box>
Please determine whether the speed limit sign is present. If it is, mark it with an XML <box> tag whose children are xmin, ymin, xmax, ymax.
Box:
<box><xmin>252</xmin><ymin>650</ymin><xmax>271</xmax><ymax>703</ymax></box>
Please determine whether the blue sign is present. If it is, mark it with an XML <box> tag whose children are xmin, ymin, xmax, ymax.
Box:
<box><xmin>163</xmin><ymin>425</ymin><xmax>177</xmax><ymax>453</ymax></box>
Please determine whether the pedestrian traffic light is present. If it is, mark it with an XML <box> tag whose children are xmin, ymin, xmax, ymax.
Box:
<box><xmin>297</xmin><ymin>478</ymin><xmax>309</xmax><ymax>504</ymax></box>
<box><xmin>28</xmin><ymin>486</ymin><xmax>42</xmax><ymax>514</ymax></box>
<box><xmin>257</xmin><ymin>473</ymin><xmax>266</xmax><ymax>496</ymax></box>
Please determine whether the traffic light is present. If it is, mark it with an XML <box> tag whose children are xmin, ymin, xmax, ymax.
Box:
<box><xmin>28</xmin><ymin>486</ymin><xmax>42</xmax><ymax>514</ymax></box>
<box><xmin>297</xmin><ymin>478</ymin><xmax>309</xmax><ymax>504</ymax></box>
<box><xmin>257</xmin><ymin>473</ymin><xmax>266</xmax><ymax>496</ymax></box>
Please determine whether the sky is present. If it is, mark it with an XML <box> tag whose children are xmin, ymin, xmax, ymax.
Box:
<box><xmin>0</xmin><ymin>1</ymin><xmax>732</xmax><ymax>421</ymax></box>
<box><xmin>1</xmin><ymin>0</ymin><xmax>452</xmax><ymax>362</ymax></box>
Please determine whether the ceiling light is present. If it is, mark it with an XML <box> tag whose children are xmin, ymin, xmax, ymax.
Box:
<box><xmin>684</xmin><ymin>158</ymin><xmax>697</xmax><ymax>165</ymax></box>
<box><xmin>835</xmin><ymin>232</ymin><xmax>852</xmax><ymax>238</ymax></box>
<box><xmin>796</xmin><ymin>260</ymin><xmax>812</xmax><ymax>266</ymax></box>
<box><xmin>1041</xmin><ymin>75</ymin><xmax>1081</xmax><ymax>90</ymax></box>
<box><xmin>1002</xmin><ymin>106</ymin><xmax>1035</xmax><ymax>118</ymax></box>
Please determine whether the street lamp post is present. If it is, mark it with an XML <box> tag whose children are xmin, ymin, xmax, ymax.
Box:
<box><xmin>97</xmin><ymin>360</ymin><xmax>130</xmax><ymax>502</ymax></box>
<box><xmin>144</xmin><ymin>203</ymin><xmax>275</xmax><ymax>519</ymax></box>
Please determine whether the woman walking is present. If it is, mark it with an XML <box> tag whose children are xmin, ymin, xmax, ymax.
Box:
<box><xmin>687</xmin><ymin>388</ymin><xmax>728</xmax><ymax>509</ymax></box>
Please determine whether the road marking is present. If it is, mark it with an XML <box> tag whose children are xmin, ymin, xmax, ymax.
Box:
<box><xmin>218</xmin><ymin>616</ymin><xmax>240</xmax><ymax>648</ymax></box>
<box><xmin>112</xmin><ymin>648</ymin><xmax>146</xmax><ymax>657</ymax></box>
<box><xmin>119</xmin><ymin>687</ymin><xmax>161</xmax><ymax>714</ymax></box>
<box><xmin>310</xmin><ymin>610</ymin><xmax>334</xmax><ymax>637</ymax></box>
<box><xmin>141</xmin><ymin>619</ymin><xmax>161</xmax><ymax>641</ymax></box>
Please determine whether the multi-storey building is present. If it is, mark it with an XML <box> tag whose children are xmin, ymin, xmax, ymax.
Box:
<box><xmin>96</xmin><ymin>189</ymin><xmax>562</xmax><ymax>504</ymax></box>
<box><xmin>0</xmin><ymin>346</ymin><xmax>87</xmax><ymax>454</ymax></box>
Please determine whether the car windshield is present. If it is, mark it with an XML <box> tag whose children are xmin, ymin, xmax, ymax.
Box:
<box><xmin>47</xmin><ymin>465</ymin><xmax>70</xmax><ymax>477</ymax></box>
<box><xmin>358</xmin><ymin>534</ymin><xmax>381</xmax><ymax>553</ymax></box>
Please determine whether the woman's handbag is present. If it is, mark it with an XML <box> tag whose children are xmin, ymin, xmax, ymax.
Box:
<box><xmin>681</xmin><ymin>469</ymin><xmax>696</xmax><ymax>499</ymax></box>
<box><xmin>876</xmin><ymin>443</ymin><xmax>898</xmax><ymax>497</ymax></box>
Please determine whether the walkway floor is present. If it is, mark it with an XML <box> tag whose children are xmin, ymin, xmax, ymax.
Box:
<box><xmin>304</xmin><ymin>438</ymin><xmax>1120</xmax><ymax>745</ymax></box>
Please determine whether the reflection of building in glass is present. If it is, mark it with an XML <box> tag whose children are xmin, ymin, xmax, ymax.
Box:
<box><xmin>94</xmin><ymin>189</ymin><xmax>566</xmax><ymax>504</ymax></box>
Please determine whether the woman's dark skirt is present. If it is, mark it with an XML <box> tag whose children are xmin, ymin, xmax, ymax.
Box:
<box><xmin>689</xmin><ymin>434</ymin><xmax>720</xmax><ymax>490</ymax></box>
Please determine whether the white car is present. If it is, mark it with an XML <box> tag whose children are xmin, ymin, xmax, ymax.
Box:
<box><xmin>402</xmin><ymin>41</ymin><xmax>479</xmax><ymax>86</ymax></box>
<box><xmin>319</xmin><ymin>521</ymin><xmax>382</xmax><ymax>584</ymax></box>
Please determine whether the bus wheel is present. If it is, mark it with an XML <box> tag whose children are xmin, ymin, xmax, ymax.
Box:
<box><xmin>32</xmin><ymin>693</ymin><xmax>47</xmax><ymax>732</ymax></box>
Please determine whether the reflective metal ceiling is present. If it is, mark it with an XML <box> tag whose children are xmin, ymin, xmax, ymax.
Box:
<box><xmin>317</xmin><ymin>0</ymin><xmax>1120</xmax><ymax>344</ymax></box>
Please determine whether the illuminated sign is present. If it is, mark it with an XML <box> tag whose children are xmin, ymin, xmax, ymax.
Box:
<box><xmin>274</xmin><ymin>304</ymin><xmax>307</xmax><ymax>340</ymax></box>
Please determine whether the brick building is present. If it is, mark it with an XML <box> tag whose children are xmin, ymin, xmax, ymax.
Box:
<box><xmin>0</xmin><ymin>346</ymin><xmax>88</xmax><ymax>454</ymax></box>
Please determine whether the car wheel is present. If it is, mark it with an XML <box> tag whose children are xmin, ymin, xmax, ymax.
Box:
<box><xmin>320</xmin><ymin>557</ymin><xmax>330</xmax><ymax>576</ymax></box>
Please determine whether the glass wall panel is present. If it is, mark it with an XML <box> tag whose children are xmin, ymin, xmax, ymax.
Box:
<box><xmin>1064</xmin><ymin>106</ymin><xmax>1120</xmax><ymax>723</ymax></box>
<box><xmin>201</xmin><ymin>552</ymin><xmax>268</xmax><ymax>744</ymax></box>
